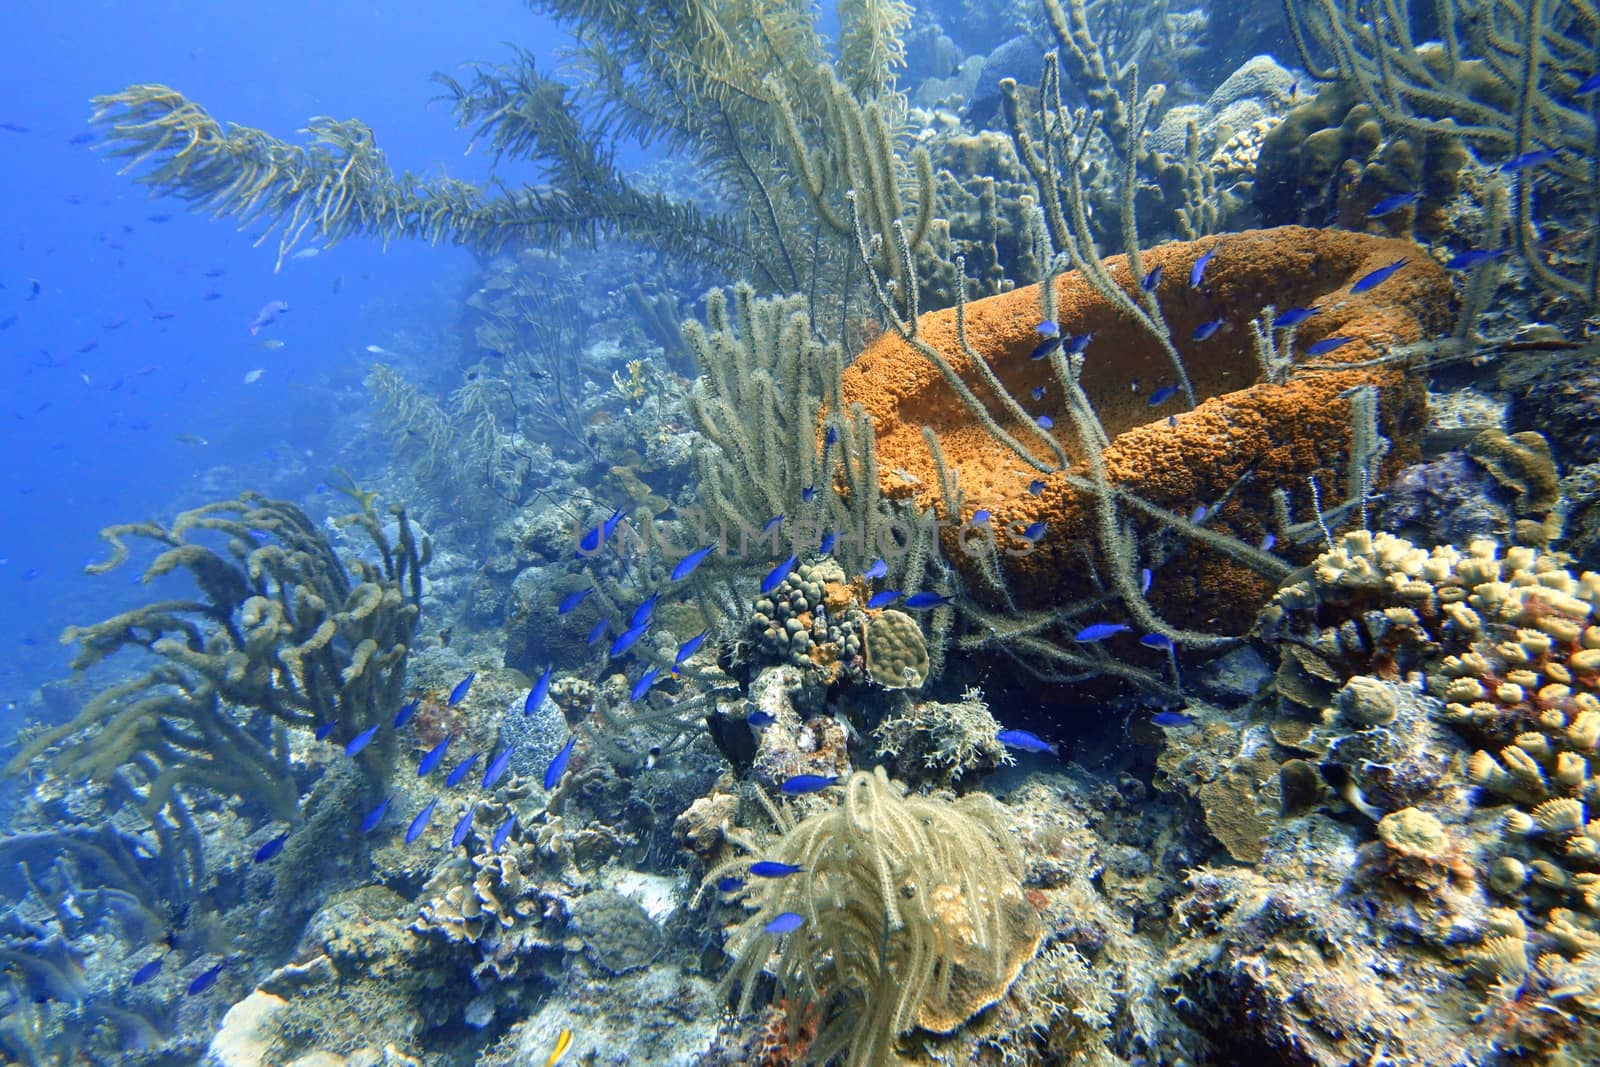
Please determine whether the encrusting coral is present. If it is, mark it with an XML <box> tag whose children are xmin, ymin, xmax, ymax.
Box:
<box><xmin>707</xmin><ymin>767</ymin><xmax>1041</xmax><ymax>1067</ymax></box>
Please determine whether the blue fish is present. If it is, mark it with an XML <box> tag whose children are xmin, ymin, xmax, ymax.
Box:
<box><xmin>866</xmin><ymin>589</ymin><xmax>902</xmax><ymax>609</ymax></box>
<box><xmin>765</xmin><ymin>912</ymin><xmax>805</xmax><ymax>934</ymax></box>
<box><xmin>1191</xmin><ymin>504</ymin><xmax>1207</xmax><ymax>524</ymax></box>
<box><xmin>904</xmin><ymin>592</ymin><xmax>954</xmax><ymax>610</ymax></box>
<box><xmin>393</xmin><ymin>699</ymin><xmax>419</xmax><ymax>729</ymax></box>
<box><xmin>801</xmin><ymin>485</ymin><xmax>817</xmax><ymax>503</ymax></box>
<box><xmin>819</xmin><ymin>531</ymin><xmax>838</xmax><ymax>554</ymax></box>
<box><xmin>1167</xmin><ymin>415</ymin><xmax>1177</xmax><ymax>427</ymax></box>
<box><xmin>445</xmin><ymin>753</ymin><xmax>481</xmax><ymax>788</ymax></box>
<box><xmin>131</xmin><ymin>957</ymin><xmax>163</xmax><ymax>986</ymax></box>
<box><xmin>861</xmin><ymin>558</ymin><xmax>888</xmax><ymax>581</ymax></box>
<box><xmin>717</xmin><ymin>876</ymin><xmax>745</xmax><ymax>893</ymax></box>
<box><xmin>187</xmin><ymin>963</ymin><xmax>224</xmax><ymax>996</ymax></box>
<box><xmin>1577</xmin><ymin>72</ymin><xmax>1600</xmax><ymax>95</ymax></box>
<box><xmin>579</xmin><ymin>524</ymin><xmax>602</xmax><ymax>555</ymax></box>
<box><xmin>673</xmin><ymin>631</ymin><xmax>709</xmax><ymax>670</ymax></box>
<box><xmin>1140</xmin><ymin>633</ymin><xmax>1173</xmax><ymax>650</ymax></box>
<box><xmin>482</xmin><ymin>747</ymin><xmax>514</xmax><ymax>790</ymax></box>
<box><xmin>558</xmin><ymin>588</ymin><xmax>592</xmax><ymax>614</ymax></box>
<box><xmin>361</xmin><ymin>796</ymin><xmax>390</xmax><ymax>833</ymax></box>
<box><xmin>587</xmin><ymin>619</ymin><xmax>609</xmax><ymax>645</ymax></box>
<box><xmin>344</xmin><ymin>725</ymin><xmax>379</xmax><ymax>757</ymax></box>
<box><xmin>761</xmin><ymin>555</ymin><xmax>798</xmax><ymax>594</ymax></box>
<box><xmin>631</xmin><ymin>667</ymin><xmax>662</xmax><ymax>702</ymax></box>
<box><xmin>602</xmin><ymin>507</ymin><xmax>627</xmax><ymax>541</ymax></box>
<box><xmin>1036</xmin><ymin>319</ymin><xmax>1059</xmax><ymax>336</ymax></box>
<box><xmin>763</xmin><ymin>514</ymin><xmax>783</xmax><ymax>534</ymax></box>
<box><xmin>1150</xmin><ymin>711</ymin><xmax>1195</xmax><ymax>727</ymax></box>
<box><xmin>1074</xmin><ymin>622</ymin><xmax>1129</xmax><ymax>642</ymax></box>
<box><xmin>1272</xmin><ymin>306</ymin><xmax>1319</xmax><ymax>329</ymax></box>
<box><xmin>527</xmin><ymin>665</ymin><xmax>553</xmax><ymax>713</ymax></box>
<box><xmin>253</xmin><ymin>832</ymin><xmax>289</xmax><ymax>863</ymax></box>
<box><xmin>1028</xmin><ymin>480</ymin><xmax>1046</xmax><ymax>496</ymax></box>
<box><xmin>1147</xmin><ymin>385</ymin><xmax>1178</xmax><ymax>406</ymax></box>
<box><xmin>451</xmin><ymin>806</ymin><xmax>475</xmax><ymax>847</ymax></box>
<box><xmin>448</xmin><ymin>673</ymin><xmax>474</xmax><ymax>706</ymax></box>
<box><xmin>1030</xmin><ymin>335</ymin><xmax>1063</xmax><ymax>361</ymax></box>
<box><xmin>1444</xmin><ymin>248</ymin><xmax>1507</xmax><ymax>270</ymax></box>
<box><xmin>996</xmin><ymin>728</ymin><xmax>1056</xmax><ymax>754</ymax></box>
<box><xmin>544</xmin><ymin>736</ymin><xmax>576</xmax><ymax>790</ymax></box>
<box><xmin>672</xmin><ymin>544</ymin><xmax>716</xmax><ymax>581</ymax></box>
<box><xmin>1192</xmin><ymin>319</ymin><xmax>1224</xmax><ymax>341</ymax></box>
<box><xmin>418</xmin><ymin>736</ymin><xmax>453</xmax><ymax>777</ymax></box>
<box><xmin>1305</xmin><ymin>336</ymin><xmax>1353</xmax><ymax>356</ymax></box>
<box><xmin>972</xmin><ymin>509</ymin><xmax>990</xmax><ymax>524</ymax></box>
<box><xmin>314</xmin><ymin>721</ymin><xmax>338</xmax><ymax>741</ymax></box>
<box><xmin>747</xmin><ymin>710</ymin><xmax>775</xmax><ymax>727</ymax></box>
<box><xmin>749</xmin><ymin>861</ymin><xmax>803</xmax><ymax>878</ymax></box>
<box><xmin>1365</xmin><ymin>191</ymin><xmax>1421</xmax><ymax>217</ymax></box>
<box><xmin>1021</xmin><ymin>522</ymin><xmax>1047</xmax><ymax>541</ymax></box>
<box><xmin>406</xmin><ymin>797</ymin><xmax>438</xmax><ymax>844</ymax></box>
<box><xmin>1141</xmin><ymin>266</ymin><xmax>1162</xmax><ymax>292</ymax></box>
<box><xmin>1350</xmin><ymin>258</ymin><xmax>1407</xmax><ymax>294</ymax></box>
<box><xmin>825</xmin><ymin>426</ymin><xmax>838</xmax><ymax>446</ymax></box>
<box><xmin>610</xmin><ymin>623</ymin><xmax>648</xmax><ymax>658</ymax></box>
<box><xmin>492</xmin><ymin>814</ymin><xmax>516</xmax><ymax>850</ymax></box>
<box><xmin>1036</xmin><ymin>415</ymin><xmax>1054</xmax><ymax>429</ymax></box>
<box><xmin>1140</xmin><ymin>567</ymin><xmax>1152</xmax><ymax>594</ymax></box>
<box><xmin>1066</xmin><ymin>332</ymin><xmax>1092</xmax><ymax>354</ymax></box>
<box><xmin>1500</xmin><ymin>148</ymin><xmax>1556</xmax><ymax>173</ymax></box>
<box><xmin>779</xmin><ymin>774</ymin><xmax>839</xmax><ymax>795</ymax></box>
<box><xmin>630</xmin><ymin>594</ymin><xmax>660</xmax><ymax>630</ymax></box>
<box><xmin>1190</xmin><ymin>248</ymin><xmax>1215</xmax><ymax>288</ymax></box>
<box><xmin>1260</xmin><ymin>532</ymin><xmax>1277</xmax><ymax>551</ymax></box>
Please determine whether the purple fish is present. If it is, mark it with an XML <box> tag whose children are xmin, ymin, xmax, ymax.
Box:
<box><xmin>996</xmin><ymin>728</ymin><xmax>1056</xmax><ymax>754</ymax></box>
<box><xmin>1305</xmin><ymin>336</ymin><xmax>1354</xmax><ymax>356</ymax></box>
<box><xmin>445</xmin><ymin>752</ymin><xmax>481</xmax><ymax>788</ymax></box>
<box><xmin>482</xmin><ymin>747</ymin><xmax>514</xmax><ymax>790</ymax></box>
<box><xmin>544</xmin><ymin>735</ymin><xmax>576</xmax><ymax>790</ymax></box>
<box><xmin>406</xmin><ymin>797</ymin><xmax>438</xmax><ymax>844</ymax></box>
<box><xmin>765</xmin><ymin>912</ymin><xmax>805</xmax><ymax>934</ymax></box>
<box><xmin>779</xmin><ymin>774</ymin><xmax>839</xmax><ymax>795</ymax></box>
<box><xmin>451</xmin><ymin>806</ymin><xmax>475</xmax><ymax>847</ymax></box>
<box><xmin>1350</xmin><ymin>258</ymin><xmax>1407</xmax><ymax>294</ymax></box>
<box><xmin>344</xmin><ymin>724</ymin><xmax>379</xmax><ymax>757</ymax></box>
<box><xmin>361</xmin><ymin>796</ymin><xmax>390</xmax><ymax>833</ymax></box>
<box><xmin>761</xmin><ymin>555</ymin><xmax>798</xmax><ymax>594</ymax></box>
<box><xmin>247</xmin><ymin>300</ymin><xmax>289</xmax><ymax>335</ymax></box>
<box><xmin>749</xmin><ymin>861</ymin><xmax>803</xmax><ymax>878</ymax></box>
<box><xmin>1074</xmin><ymin>622</ymin><xmax>1129</xmax><ymax>642</ymax></box>
<box><xmin>1271</xmin><ymin>306</ymin><xmax>1319</xmax><ymax>329</ymax></box>
<box><xmin>526</xmin><ymin>665</ymin><xmax>553</xmax><ymax>713</ymax></box>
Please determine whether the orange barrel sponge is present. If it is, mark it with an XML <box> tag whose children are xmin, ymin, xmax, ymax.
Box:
<box><xmin>839</xmin><ymin>226</ymin><xmax>1454</xmax><ymax>633</ymax></box>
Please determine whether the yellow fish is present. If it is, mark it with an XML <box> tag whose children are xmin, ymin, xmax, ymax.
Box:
<box><xmin>544</xmin><ymin>1028</ymin><xmax>572</xmax><ymax>1067</ymax></box>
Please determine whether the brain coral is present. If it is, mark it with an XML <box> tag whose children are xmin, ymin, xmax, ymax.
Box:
<box><xmin>839</xmin><ymin>226</ymin><xmax>1452</xmax><ymax>631</ymax></box>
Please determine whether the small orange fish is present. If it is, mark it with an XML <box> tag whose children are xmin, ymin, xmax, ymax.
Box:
<box><xmin>545</xmin><ymin>1028</ymin><xmax>573</xmax><ymax>1066</ymax></box>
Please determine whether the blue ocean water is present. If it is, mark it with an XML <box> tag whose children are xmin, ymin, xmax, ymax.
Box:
<box><xmin>0</xmin><ymin>1</ymin><xmax>544</xmax><ymax>697</ymax></box>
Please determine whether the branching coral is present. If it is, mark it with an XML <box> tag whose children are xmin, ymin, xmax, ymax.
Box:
<box><xmin>708</xmin><ymin>767</ymin><xmax>1041</xmax><ymax>1067</ymax></box>
<box><xmin>3</xmin><ymin>493</ymin><xmax>427</xmax><ymax>826</ymax></box>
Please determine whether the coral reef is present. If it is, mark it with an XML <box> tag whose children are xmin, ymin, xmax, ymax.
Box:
<box><xmin>872</xmin><ymin>686</ymin><xmax>1010</xmax><ymax>790</ymax></box>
